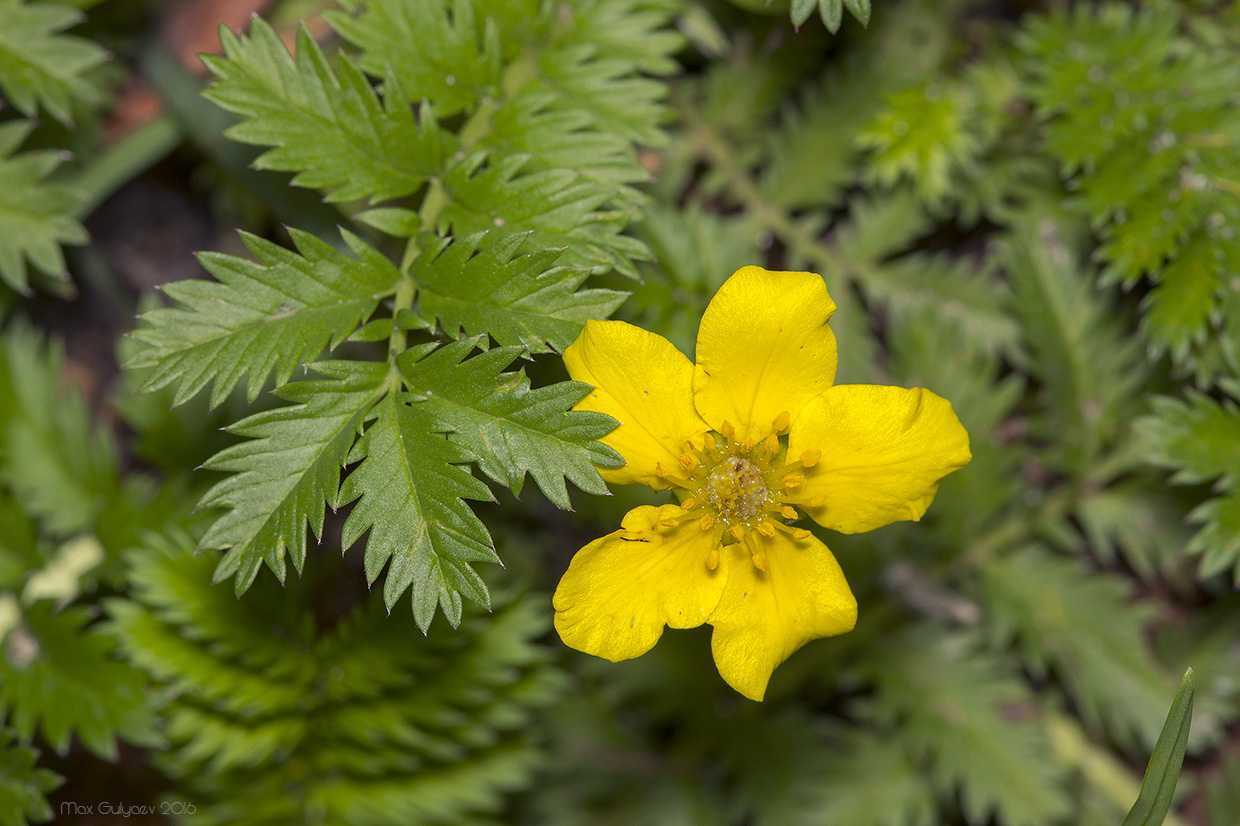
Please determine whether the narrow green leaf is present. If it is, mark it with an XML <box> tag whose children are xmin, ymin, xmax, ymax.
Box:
<box><xmin>1121</xmin><ymin>668</ymin><xmax>1194</xmax><ymax>826</ymax></box>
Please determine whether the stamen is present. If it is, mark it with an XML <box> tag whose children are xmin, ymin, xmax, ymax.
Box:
<box><xmin>756</xmin><ymin>522</ymin><xmax>776</xmax><ymax>538</ymax></box>
<box><xmin>654</xmin><ymin>462</ymin><xmax>695</xmax><ymax>490</ymax></box>
<box><xmin>720</xmin><ymin>420</ymin><xmax>736</xmax><ymax>439</ymax></box>
<box><xmin>783</xmin><ymin>474</ymin><xmax>804</xmax><ymax>488</ymax></box>
<box><xmin>772</xmin><ymin>411</ymin><xmax>790</xmax><ymax>433</ymax></box>
<box><xmin>681</xmin><ymin>497</ymin><xmax>697</xmax><ymax>510</ymax></box>
<box><xmin>679</xmin><ymin>453</ymin><xmax>696</xmax><ymax>471</ymax></box>
<box><xmin>699</xmin><ymin>514</ymin><xmax>715</xmax><ymax>531</ymax></box>
<box><xmin>741</xmin><ymin>438</ymin><xmax>754</xmax><ymax>453</ymax></box>
<box><xmin>730</xmin><ymin>525</ymin><xmax>746</xmax><ymax>542</ymax></box>
<box><xmin>800</xmin><ymin>449</ymin><xmax>821</xmax><ymax>467</ymax></box>
<box><xmin>781</xmin><ymin>505</ymin><xmax>798</xmax><ymax>519</ymax></box>
<box><xmin>660</xmin><ymin>515</ymin><xmax>680</xmax><ymax>528</ymax></box>
<box><xmin>751</xmin><ymin>550</ymin><xmax>769</xmax><ymax>571</ymax></box>
<box><xmin>775</xmin><ymin>523</ymin><xmax>811</xmax><ymax>540</ymax></box>
<box><xmin>810</xmin><ymin>495</ymin><xmax>827</xmax><ymax>507</ymax></box>
<box><xmin>763</xmin><ymin>434</ymin><xmax>780</xmax><ymax>455</ymax></box>
<box><xmin>706</xmin><ymin>547</ymin><xmax>720</xmax><ymax>570</ymax></box>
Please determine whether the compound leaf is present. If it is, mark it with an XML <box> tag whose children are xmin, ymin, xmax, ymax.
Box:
<box><xmin>0</xmin><ymin>0</ymin><xmax>106</xmax><ymax>125</ymax></box>
<box><xmin>129</xmin><ymin>229</ymin><xmax>399</xmax><ymax>408</ymax></box>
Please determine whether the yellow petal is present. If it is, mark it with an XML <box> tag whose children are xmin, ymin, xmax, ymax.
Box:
<box><xmin>692</xmin><ymin>267</ymin><xmax>838</xmax><ymax>442</ymax></box>
<box><xmin>788</xmin><ymin>385</ymin><xmax>971</xmax><ymax>534</ymax></box>
<box><xmin>565</xmin><ymin>320</ymin><xmax>709</xmax><ymax>489</ymax></box>
<box><xmin>553</xmin><ymin>505</ymin><xmax>727</xmax><ymax>662</ymax></box>
<box><xmin>707</xmin><ymin>532</ymin><xmax>856</xmax><ymax>701</ymax></box>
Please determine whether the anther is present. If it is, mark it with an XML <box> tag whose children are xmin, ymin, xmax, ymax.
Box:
<box><xmin>699</xmin><ymin>514</ymin><xmax>715</xmax><ymax>530</ymax></box>
<box><xmin>720</xmin><ymin>420</ymin><xmax>736</xmax><ymax>438</ymax></box>
<box><xmin>800</xmin><ymin>449</ymin><xmax>821</xmax><ymax>467</ymax></box>
<box><xmin>751</xmin><ymin>551</ymin><xmax>769</xmax><ymax>571</ymax></box>
<box><xmin>810</xmin><ymin>495</ymin><xmax>827</xmax><ymax>507</ymax></box>
<box><xmin>763</xmin><ymin>434</ymin><xmax>780</xmax><ymax>455</ymax></box>
<box><xmin>756</xmin><ymin>522</ymin><xmax>776</xmax><ymax>538</ymax></box>
<box><xmin>781</xmin><ymin>505</ymin><xmax>797</xmax><ymax>519</ymax></box>
<box><xmin>772</xmin><ymin>411</ymin><xmax>790</xmax><ymax>433</ymax></box>
<box><xmin>784</xmin><ymin>474</ymin><xmax>804</xmax><ymax>488</ymax></box>
<box><xmin>741</xmin><ymin>439</ymin><xmax>754</xmax><ymax>453</ymax></box>
<box><xmin>706</xmin><ymin>547</ymin><xmax>720</xmax><ymax>570</ymax></box>
<box><xmin>774</xmin><ymin>523</ymin><xmax>811</xmax><ymax>540</ymax></box>
<box><xmin>730</xmin><ymin>525</ymin><xmax>746</xmax><ymax>542</ymax></box>
<box><xmin>679</xmin><ymin>453</ymin><xmax>695</xmax><ymax>471</ymax></box>
<box><xmin>660</xmin><ymin>515</ymin><xmax>680</xmax><ymax>528</ymax></box>
<box><xmin>682</xmin><ymin>497</ymin><xmax>697</xmax><ymax>509</ymax></box>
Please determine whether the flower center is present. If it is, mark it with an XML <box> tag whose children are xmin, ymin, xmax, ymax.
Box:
<box><xmin>652</xmin><ymin>413</ymin><xmax>821</xmax><ymax>572</ymax></box>
<box><xmin>705</xmin><ymin>457</ymin><xmax>768</xmax><ymax>523</ymax></box>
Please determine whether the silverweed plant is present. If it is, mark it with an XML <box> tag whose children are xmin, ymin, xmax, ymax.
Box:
<box><xmin>0</xmin><ymin>0</ymin><xmax>1235</xmax><ymax>824</ymax></box>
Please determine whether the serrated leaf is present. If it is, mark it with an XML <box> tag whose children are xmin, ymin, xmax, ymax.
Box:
<box><xmin>864</xmin><ymin>627</ymin><xmax>1071</xmax><ymax>826</ymax></box>
<box><xmin>1141</xmin><ymin>231</ymin><xmax>1226</xmax><ymax>361</ymax></box>
<box><xmin>337</xmin><ymin>391</ymin><xmax>498</xmax><ymax>631</ymax></box>
<box><xmin>0</xmin><ymin>120</ymin><xmax>88</xmax><ymax>294</ymax></box>
<box><xmin>983</xmin><ymin>546</ymin><xmax>1174</xmax><ymax>750</ymax></box>
<box><xmin>201</xmin><ymin>362</ymin><xmax>387</xmax><ymax>595</ymax></box>
<box><xmin>440</xmin><ymin>151</ymin><xmax>648</xmax><ymax>278</ymax></box>
<box><xmin>1121</xmin><ymin>669</ymin><xmax>1194</xmax><ymax>826</ymax></box>
<box><xmin>0</xmin><ymin>728</ymin><xmax>60</xmax><ymax>826</ymax></box>
<box><xmin>326</xmin><ymin>0</ymin><xmax>502</xmax><ymax>119</ymax></box>
<box><xmin>0</xmin><ymin>0</ymin><xmax>107</xmax><ymax>125</ymax></box>
<box><xmin>0</xmin><ymin>603</ymin><xmax>154</xmax><ymax>760</ymax></box>
<box><xmin>413</xmin><ymin>231</ymin><xmax>627</xmax><ymax>352</ymax></box>
<box><xmin>130</xmin><ymin>229</ymin><xmax>400</xmax><ymax>407</ymax></box>
<box><xmin>203</xmin><ymin>20</ymin><xmax>453</xmax><ymax>204</ymax></box>
<box><xmin>398</xmin><ymin>339</ymin><xmax>621</xmax><ymax>509</ymax></box>
<box><xmin>0</xmin><ymin>324</ymin><xmax>117</xmax><ymax>539</ymax></box>
<box><xmin>800</xmin><ymin>732</ymin><xmax>936</xmax><ymax>826</ymax></box>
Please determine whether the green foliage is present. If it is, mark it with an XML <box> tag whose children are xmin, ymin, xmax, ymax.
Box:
<box><xmin>0</xmin><ymin>729</ymin><xmax>59</xmax><ymax>826</ymax></box>
<box><xmin>983</xmin><ymin>547</ymin><xmax>1173</xmax><ymax>750</ymax></box>
<box><xmin>862</xmin><ymin>627</ymin><xmax>1072</xmax><ymax>826</ymax></box>
<box><xmin>1121</xmin><ymin>669</ymin><xmax>1193</xmax><ymax>826</ymax></box>
<box><xmin>1137</xmin><ymin>389</ymin><xmax>1240</xmax><ymax>582</ymax></box>
<box><xmin>128</xmin><ymin>229</ymin><xmax>400</xmax><ymax>407</ymax></box>
<box><xmin>412</xmin><ymin>231</ymin><xmax>626</xmax><ymax>352</ymax></box>
<box><xmin>109</xmin><ymin>531</ymin><xmax>565</xmax><ymax>826</ymax></box>
<box><xmin>0</xmin><ymin>121</ymin><xmax>89</xmax><ymax>295</ymax></box>
<box><xmin>1020</xmin><ymin>1</ymin><xmax>1240</xmax><ymax>376</ymax></box>
<box><xmin>790</xmin><ymin>0</ymin><xmax>871</xmax><ymax>34</ymax></box>
<box><xmin>0</xmin><ymin>0</ymin><xmax>107</xmax><ymax>125</ymax></box>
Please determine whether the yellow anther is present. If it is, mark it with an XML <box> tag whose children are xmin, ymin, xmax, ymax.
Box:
<box><xmin>800</xmin><ymin>449</ymin><xmax>821</xmax><ymax>468</ymax></box>
<box><xmin>679</xmin><ymin>453</ymin><xmax>695</xmax><ymax>471</ymax></box>
<box><xmin>730</xmin><ymin>525</ymin><xmax>746</xmax><ymax>542</ymax></box>
<box><xmin>763</xmin><ymin>434</ymin><xmax>780</xmax><ymax>454</ymax></box>
<box><xmin>781</xmin><ymin>505</ymin><xmax>798</xmax><ymax>519</ymax></box>
<box><xmin>751</xmin><ymin>551</ymin><xmax>769</xmax><ymax>572</ymax></box>
<box><xmin>810</xmin><ymin>495</ymin><xmax>827</xmax><ymax>507</ymax></box>
<box><xmin>772</xmin><ymin>411</ymin><xmax>790</xmax><ymax>433</ymax></box>
<box><xmin>791</xmin><ymin>528</ymin><xmax>810</xmax><ymax>540</ymax></box>
<box><xmin>660</xmin><ymin>515</ymin><xmax>680</xmax><ymax>528</ymax></box>
<box><xmin>784</xmin><ymin>474</ymin><xmax>804</xmax><ymax>488</ymax></box>
<box><xmin>756</xmin><ymin>522</ymin><xmax>776</xmax><ymax>538</ymax></box>
<box><xmin>741</xmin><ymin>439</ymin><xmax>754</xmax><ymax>453</ymax></box>
<box><xmin>681</xmin><ymin>497</ymin><xmax>697</xmax><ymax>510</ymax></box>
<box><xmin>720</xmin><ymin>420</ymin><xmax>735</xmax><ymax>438</ymax></box>
<box><xmin>699</xmin><ymin>514</ymin><xmax>715</xmax><ymax>530</ymax></box>
<box><xmin>655</xmin><ymin>462</ymin><xmax>667</xmax><ymax>478</ymax></box>
<box><xmin>706</xmin><ymin>547</ymin><xmax>720</xmax><ymax>570</ymax></box>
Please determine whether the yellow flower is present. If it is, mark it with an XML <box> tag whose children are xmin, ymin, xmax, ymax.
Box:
<box><xmin>553</xmin><ymin>266</ymin><xmax>971</xmax><ymax>700</ymax></box>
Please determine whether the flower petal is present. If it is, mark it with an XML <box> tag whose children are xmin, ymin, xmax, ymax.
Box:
<box><xmin>553</xmin><ymin>504</ymin><xmax>727</xmax><ymax>662</ymax></box>
<box><xmin>565</xmin><ymin>320</ymin><xmax>709</xmax><ymax>489</ymax></box>
<box><xmin>707</xmin><ymin>532</ymin><xmax>856</xmax><ymax>701</ymax></box>
<box><xmin>692</xmin><ymin>267</ymin><xmax>838</xmax><ymax>442</ymax></box>
<box><xmin>788</xmin><ymin>384</ymin><xmax>971</xmax><ymax>534</ymax></box>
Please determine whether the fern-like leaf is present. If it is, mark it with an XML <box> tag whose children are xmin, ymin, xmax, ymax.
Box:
<box><xmin>413</xmin><ymin>231</ymin><xmax>627</xmax><ymax>352</ymax></box>
<box><xmin>202</xmin><ymin>362</ymin><xmax>386</xmax><ymax>594</ymax></box>
<box><xmin>0</xmin><ymin>121</ymin><xmax>88</xmax><ymax>294</ymax></box>
<box><xmin>0</xmin><ymin>729</ymin><xmax>60</xmax><ymax>826</ymax></box>
<box><xmin>399</xmin><ymin>338</ymin><xmax>621</xmax><ymax>509</ymax></box>
<box><xmin>336</xmin><ymin>391</ymin><xmax>498</xmax><ymax>631</ymax></box>
<box><xmin>202</xmin><ymin>20</ymin><xmax>455</xmax><ymax>205</ymax></box>
<box><xmin>0</xmin><ymin>0</ymin><xmax>106</xmax><ymax>125</ymax></box>
<box><xmin>129</xmin><ymin>229</ymin><xmax>400</xmax><ymax>407</ymax></box>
